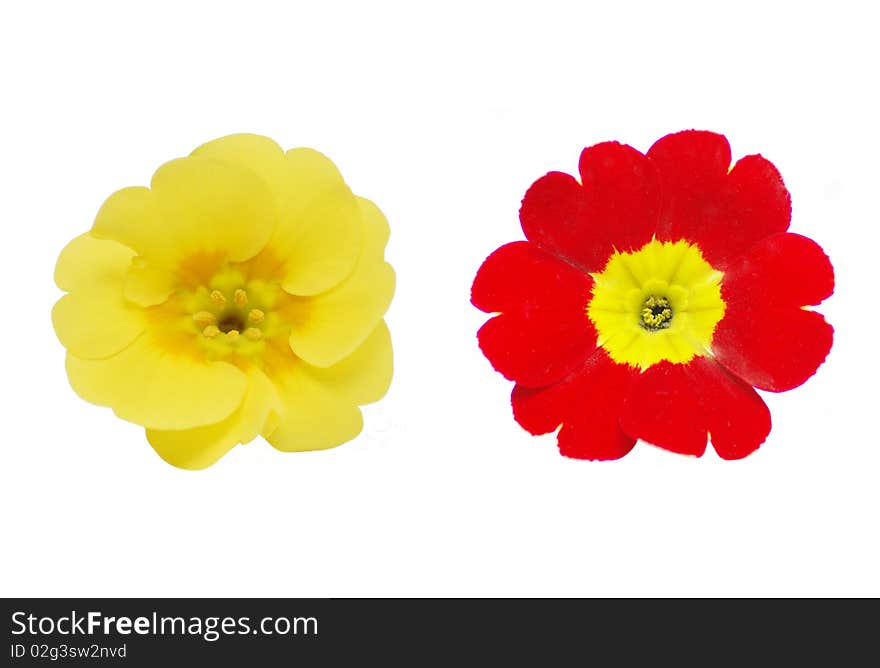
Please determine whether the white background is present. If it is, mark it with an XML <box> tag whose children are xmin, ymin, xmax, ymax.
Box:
<box><xmin>1</xmin><ymin>1</ymin><xmax>878</xmax><ymax>597</ymax></box>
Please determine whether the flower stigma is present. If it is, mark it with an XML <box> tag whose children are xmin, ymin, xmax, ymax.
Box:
<box><xmin>640</xmin><ymin>295</ymin><xmax>673</xmax><ymax>330</ymax></box>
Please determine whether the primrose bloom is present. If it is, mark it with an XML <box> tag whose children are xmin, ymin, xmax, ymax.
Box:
<box><xmin>472</xmin><ymin>130</ymin><xmax>833</xmax><ymax>460</ymax></box>
<box><xmin>53</xmin><ymin>134</ymin><xmax>395</xmax><ymax>469</ymax></box>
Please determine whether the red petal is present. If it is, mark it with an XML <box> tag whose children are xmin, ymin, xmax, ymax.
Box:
<box><xmin>713</xmin><ymin>233</ymin><xmax>834</xmax><ymax>392</ymax></box>
<box><xmin>520</xmin><ymin>143</ymin><xmax>659</xmax><ymax>272</ymax></box>
<box><xmin>511</xmin><ymin>369</ymin><xmax>580</xmax><ymax>436</ymax></box>
<box><xmin>687</xmin><ymin>356</ymin><xmax>771</xmax><ymax>460</ymax></box>
<box><xmin>721</xmin><ymin>233</ymin><xmax>834</xmax><ymax>309</ymax></box>
<box><xmin>620</xmin><ymin>362</ymin><xmax>708</xmax><ymax>456</ymax></box>
<box><xmin>717</xmin><ymin>155</ymin><xmax>791</xmax><ymax>265</ymax></box>
<box><xmin>578</xmin><ymin>142</ymin><xmax>661</xmax><ymax>256</ymax></box>
<box><xmin>512</xmin><ymin>350</ymin><xmax>638</xmax><ymax>460</ymax></box>
<box><xmin>648</xmin><ymin>130</ymin><xmax>731</xmax><ymax>242</ymax></box>
<box><xmin>712</xmin><ymin>308</ymin><xmax>833</xmax><ymax>393</ymax></box>
<box><xmin>620</xmin><ymin>357</ymin><xmax>772</xmax><ymax>459</ymax></box>
<box><xmin>648</xmin><ymin>130</ymin><xmax>790</xmax><ymax>267</ymax></box>
<box><xmin>473</xmin><ymin>242</ymin><xmax>596</xmax><ymax>387</ymax></box>
<box><xmin>471</xmin><ymin>241</ymin><xmax>592</xmax><ymax>314</ymax></box>
<box><xmin>478</xmin><ymin>310</ymin><xmax>594</xmax><ymax>388</ymax></box>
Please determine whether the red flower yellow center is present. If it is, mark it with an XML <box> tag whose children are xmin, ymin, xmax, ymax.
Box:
<box><xmin>587</xmin><ymin>239</ymin><xmax>726</xmax><ymax>370</ymax></box>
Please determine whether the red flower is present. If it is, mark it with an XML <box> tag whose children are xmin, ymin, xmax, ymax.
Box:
<box><xmin>471</xmin><ymin>130</ymin><xmax>833</xmax><ymax>460</ymax></box>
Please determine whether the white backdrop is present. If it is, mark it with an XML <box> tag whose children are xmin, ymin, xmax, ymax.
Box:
<box><xmin>2</xmin><ymin>0</ymin><xmax>877</xmax><ymax>597</ymax></box>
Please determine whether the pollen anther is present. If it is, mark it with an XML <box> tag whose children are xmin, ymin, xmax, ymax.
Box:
<box><xmin>202</xmin><ymin>325</ymin><xmax>220</xmax><ymax>338</ymax></box>
<box><xmin>234</xmin><ymin>289</ymin><xmax>248</xmax><ymax>307</ymax></box>
<box><xmin>210</xmin><ymin>290</ymin><xmax>227</xmax><ymax>307</ymax></box>
<box><xmin>226</xmin><ymin>329</ymin><xmax>240</xmax><ymax>341</ymax></box>
<box><xmin>248</xmin><ymin>309</ymin><xmax>265</xmax><ymax>324</ymax></box>
<box><xmin>640</xmin><ymin>295</ymin><xmax>673</xmax><ymax>331</ymax></box>
<box><xmin>244</xmin><ymin>327</ymin><xmax>262</xmax><ymax>341</ymax></box>
<box><xmin>192</xmin><ymin>311</ymin><xmax>217</xmax><ymax>327</ymax></box>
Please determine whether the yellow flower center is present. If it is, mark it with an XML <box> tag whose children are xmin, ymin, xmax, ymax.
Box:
<box><xmin>161</xmin><ymin>263</ymin><xmax>291</xmax><ymax>363</ymax></box>
<box><xmin>587</xmin><ymin>239</ymin><xmax>726</xmax><ymax>370</ymax></box>
<box><xmin>195</xmin><ymin>296</ymin><xmax>264</xmax><ymax>341</ymax></box>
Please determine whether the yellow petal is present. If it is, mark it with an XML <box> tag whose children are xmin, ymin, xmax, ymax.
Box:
<box><xmin>123</xmin><ymin>262</ymin><xmax>177</xmax><ymax>307</ymax></box>
<box><xmin>287</xmin><ymin>262</ymin><xmax>394</xmax><ymax>368</ymax></box>
<box><xmin>90</xmin><ymin>187</ymin><xmax>167</xmax><ymax>260</ymax></box>
<box><xmin>199</xmin><ymin>145</ymin><xmax>365</xmax><ymax>295</ymax></box>
<box><xmin>285</xmin><ymin>197</ymin><xmax>394</xmax><ymax>367</ymax></box>
<box><xmin>354</xmin><ymin>196</ymin><xmax>391</xmax><ymax>260</ymax></box>
<box><xmin>307</xmin><ymin>320</ymin><xmax>393</xmax><ymax>405</ymax></box>
<box><xmin>54</xmin><ymin>233</ymin><xmax>135</xmax><ymax>292</ymax></box>
<box><xmin>151</xmin><ymin>156</ymin><xmax>278</xmax><ymax>264</ymax></box>
<box><xmin>66</xmin><ymin>336</ymin><xmax>247</xmax><ymax>430</ymax></box>
<box><xmin>258</xmin><ymin>149</ymin><xmax>360</xmax><ymax>295</ymax></box>
<box><xmin>92</xmin><ymin>158</ymin><xmax>278</xmax><ymax>267</ymax></box>
<box><xmin>276</xmin><ymin>185</ymin><xmax>362</xmax><ymax>296</ymax></box>
<box><xmin>192</xmin><ymin>138</ymin><xmax>345</xmax><ymax>225</ymax></box>
<box><xmin>281</xmin><ymin>147</ymin><xmax>347</xmax><ymax>213</ymax></box>
<box><xmin>264</xmin><ymin>357</ymin><xmax>363</xmax><ymax>453</ymax></box>
<box><xmin>52</xmin><ymin>293</ymin><xmax>144</xmax><ymax>360</ymax></box>
<box><xmin>191</xmin><ymin>133</ymin><xmax>286</xmax><ymax>193</ymax></box>
<box><xmin>53</xmin><ymin>234</ymin><xmax>145</xmax><ymax>359</ymax></box>
<box><xmin>146</xmin><ymin>367</ymin><xmax>282</xmax><ymax>470</ymax></box>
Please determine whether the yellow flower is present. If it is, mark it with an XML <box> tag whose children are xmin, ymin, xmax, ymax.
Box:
<box><xmin>52</xmin><ymin>134</ymin><xmax>395</xmax><ymax>469</ymax></box>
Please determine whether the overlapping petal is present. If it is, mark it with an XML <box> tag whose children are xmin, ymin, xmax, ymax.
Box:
<box><xmin>473</xmin><ymin>241</ymin><xmax>596</xmax><ymax>387</ymax></box>
<box><xmin>192</xmin><ymin>133</ymin><xmax>287</xmax><ymax>192</ymax></box>
<box><xmin>273</xmin><ymin>151</ymin><xmax>362</xmax><ymax>296</ymax></box>
<box><xmin>619</xmin><ymin>357</ymin><xmax>771</xmax><ymax>459</ymax></box>
<box><xmin>146</xmin><ymin>368</ymin><xmax>282</xmax><ymax>470</ymax></box>
<box><xmin>54</xmin><ymin>232</ymin><xmax>135</xmax><ymax>292</ymax></box>
<box><xmin>520</xmin><ymin>142</ymin><xmax>660</xmax><ymax>272</ymax></box>
<box><xmin>686</xmin><ymin>356</ymin><xmax>771</xmax><ymax>460</ymax></box>
<box><xmin>648</xmin><ymin>130</ymin><xmax>790</xmax><ymax>268</ymax></box>
<box><xmin>194</xmin><ymin>134</ymin><xmax>364</xmax><ymax>296</ymax></box>
<box><xmin>52</xmin><ymin>293</ymin><xmax>143</xmax><ymax>360</ymax></box>
<box><xmin>713</xmin><ymin>309</ymin><xmax>832</xmax><ymax>394</ymax></box>
<box><xmin>620</xmin><ymin>362</ymin><xmax>708</xmax><ymax>456</ymax></box>
<box><xmin>123</xmin><ymin>262</ymin><xmax>178</xmax><ymax>307</ymax></box>
<box><xmin>92</xmin><ymin>157</ymin><xmax>278</xmax><ymax>271</ymax></box>
<box><xmin>66</xmin><ymin>335</ymin><xmax>248</xmax><ymax>431</ymax></box>
<box><xmin>712</xmin><ymin>233</ymin><xmax>834</xmax><ymax>391</ymax></box>
<box><xmin>512</xmin><ymin>349</ymin><xmax>637</xmax><ymax>460</ymax></box>
<box><xmin>52</xmin><ymin>234</ymin><xmax>144</xmax><ymax>359</ymax></box>
<box><xmin>265</xmin><ymin>319</ymin><xmax>392</xmax><ymax>452</ymax></box>
<box><xmin>285</xmin><ymin>197</ymin><xmax>394</xmax><ymax>368</ymax></box>
<box><xmin>305</xmin><ymin>321</ymin><xmax>394</xmax><ymax>406</ymax></box>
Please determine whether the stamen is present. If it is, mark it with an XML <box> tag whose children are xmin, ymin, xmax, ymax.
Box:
<box><xmin>244</xmin><ymin>327</ymin><xmax>263</xmax><ymax>341</ymax></box>
<box><xmin>248</xmin><ymin>309</ymin><xmax>265</xmax><ymax>324</ymax></box>
<box><xmin>192</xmin><ymin>311</ymin><xmax>217</xmax><ymax>327</ymax></box>
<box><xmin>640</xmin><ymin>295</ymin><xmax>673</xmax><ymax>331</ymax></box>
<box><xmin>202</xmin><ymin>325</ymin><xmax>220</xmax><ymax>338</ymax></box>
<box><xmin>234</xmin><ymin>289</ymin><xmax>248</xmax><ymax>307</ymax></box>
<box><xmin>210</xmin><ymin>290</ymin><xmax>227</xmax><ymax>307</ymax></box>
<box><xmin>226</xmin><ymin>329</ymin><xmax>240</xmax><ymax>341</ymax></box>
